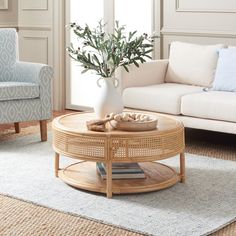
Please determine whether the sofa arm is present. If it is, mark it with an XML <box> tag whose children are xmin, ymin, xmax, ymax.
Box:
<box><xmin>12</xmin><ymin>61</ymin><xmax>53</xmax><ymax>119</ymax></box>
<box><xmin>116</xmin><ymin>59</ymin><xmax>169</xmax><ymax>92</ymax></box>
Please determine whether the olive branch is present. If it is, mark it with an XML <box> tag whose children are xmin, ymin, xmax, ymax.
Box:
<box><xmin>67</xmin><ymin>21</ymin><xmax>157</xmax><ymax>78</ymax></box>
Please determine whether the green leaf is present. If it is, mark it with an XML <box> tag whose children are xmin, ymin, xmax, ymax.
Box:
<box><xmin>81</xmin><ymin>68</ymin><xmax>89</xmax><ymax>74</ymax></box>
<box><xmin>93</xmin><ymin>54</ymin><xmax>100</xmax><ymax>65</ymax></box>
<box><xmin>133</xmin><ymin>61</ymin><xmax>139</xmax><ymax>67</ymax></box>
<box><xmin>128</xmin><ymin>31</ymin><xmax>137</xmax><ymax>41</ymax></box>
<box><xmin>123</xmin><ymin>65</ymin><xmax>129</xmax><ymax>72</ymax></box>
<box><xmin>140</xmin><ymin>58</ymin><xmax>146</xmax><ymax>63</ymax></box>
<box><xmin>145</xmin><ymin>49</ymin><xmax>154</xmax><ymax>54</ymax></box>
<box><xmin>145</xmin><ymin>54</ymin><xmax>152</xmax><ymax>59</ymax></box>
<box><xmin>142</xmin><ymin>44</ymin><xmax>153</xmax><ymax>48</ymax></box>
<box><xmin>115</xmin><ymin>20</ymin><xmax>119</xmax><ymax>28</ymax></box>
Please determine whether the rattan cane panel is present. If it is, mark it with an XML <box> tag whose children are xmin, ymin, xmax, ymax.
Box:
<box><xmin>110</xmin><ymin>128</ymin><xmax>184</xmax><ymax>161</ymax></box>
<box><xmin>161</xmin><ymin>129</ymin><xmax>185</xmax><ymax>154</ymax></box>
<box><xmin>53</xmin><ymin>129</ymin><xmax>67</xmax><ymax>152</ymax></box>
<box><xmin>53</xmin><ymin>129</ymin><xmax>107</xmax><ymax>160</ymax></box>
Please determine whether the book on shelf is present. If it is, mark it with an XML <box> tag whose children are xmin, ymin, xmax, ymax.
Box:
<box><xmin>96</xmin><ymin>162</ymin><xmax>146</xmax><ymax>180</ymax></box>
<box><xmin>101</xmin><ymin>162</ymin><xmax>142</xmax><ymax>173</ymax></box>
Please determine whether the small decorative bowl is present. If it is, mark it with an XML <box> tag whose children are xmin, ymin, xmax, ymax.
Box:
<box><xmin>109</xmin><ymin>115</ymin><xmax>158</xmax><ymax>132</ymax></box>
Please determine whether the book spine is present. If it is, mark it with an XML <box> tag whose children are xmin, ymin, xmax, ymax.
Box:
<box><xmin>102</xmin><ymin>163</ymin><xmax>141</xmax><ymax>169</ymax></box>
<box><xmin>96</xmin><ymin>163</ymin><xmax>146</xmax><ymax>180</ymax></box>
<box><xmin>99</xmin><ymin>163</ymin><xmax>144</xmax><ymax>174</ymax></box>
<box><xmin>110</xmin><ymin>169</ymin><xmax>144</xmax><ymax>173</ymax></box>
<box><xmin>101</xmin><ymin>163</ymin><xmax>143</xmax><ymax>172</ymax></box>
<box><xmin>100</xmin><ymin>174</ymin><xmax>146</xmax><ymax>180</ymax></box>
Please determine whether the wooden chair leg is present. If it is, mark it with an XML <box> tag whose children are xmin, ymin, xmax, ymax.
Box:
<box><xmin>40</xmin><ymin>120</ymin><xmax>47</xmax><ymax>142</ymax></box>
<box><xmin>14</xmin><ymin>122</ymin><xmax>20</xmax><ymax>133</ymax></box>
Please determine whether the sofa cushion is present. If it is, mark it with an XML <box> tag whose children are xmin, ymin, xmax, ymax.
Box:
<box><xmin>181</xmin><ymin>91</ymin><xmax>236</xmax><ymax>123</ymax></box>
<box><xmin>0</xmin><ymin>82</ymin><xmax>39</xmax><ymax>101</ymax></box>
<box><xmin>165</xmin><ymin>41</ymin><xmax>224</xmax><ymax>87</ymax></box>
<box><xmin>123</xmin><ymin>83</ymin><xmax>203</xmax><ymax>115</ymax></box>
<box><xmin>212</xmin><ymin>48</ymin><xmax>236</xmax><ymax>92</ymax></box>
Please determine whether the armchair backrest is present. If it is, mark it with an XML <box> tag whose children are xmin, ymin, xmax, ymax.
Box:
<box><xmin>0</xmin><ymin>28</ymin><xmax>18</xmax><ymax>81</ymax></box>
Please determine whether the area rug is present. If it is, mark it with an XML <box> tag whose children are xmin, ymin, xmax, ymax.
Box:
<box><xmin>0</xmin><ymin>133</ymin><xmax>236</xmax><ymax>236</ymax></box>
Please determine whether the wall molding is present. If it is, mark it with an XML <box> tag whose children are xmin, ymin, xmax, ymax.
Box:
<box><xmin>161</xmin><ymin>28</ymin><xmax>236</xmax><ymax>38</ymax></box>
<box><xmin>22</xmin><ymin>36</ymin><xmax>49</xmax><ymax>64</ymax></box>
<box><xmin>21</xmin><ymin>0</ymin><xmax>48</xmax><ymax>11</ymax></box>
<box><xmin>0</xmin><ymin>0</ymin><xmax>8</xmax><ymax>9</ymax></box>
<box><xmin>0</xmin><ymin>23</ymin><xmax>18</xmax><ymax>28</ymax></box>
<box><xmin>18</xmin><ymin>25</ymin><xmax>52</xmax><ymax>31</ymax></box>
<box><xmin>175</xmin><ymin>0</ymin><xmax>236</xmax><ymax>13</ymax></box>
<box><xmin>53</xmin><ymin>0</ymin><xmax>66</xmax><ymax>110</ymax></box>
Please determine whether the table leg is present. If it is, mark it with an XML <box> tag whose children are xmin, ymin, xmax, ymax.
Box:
<box><xmin>106</xmin><ymin>161</ymin><xmax>112</xmax><ymax>198</ymax></box>
<box><xmin>55</xmin><ymin>152</ymin><xmax>60</xmax><ymax>177</ymax></box>
<box><xmin>180</xmin><ymin>152</ymin><xmax>185</xmax><ymax>183</ymax></box>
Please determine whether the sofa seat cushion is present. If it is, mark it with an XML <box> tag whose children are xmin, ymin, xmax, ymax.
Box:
<box><xmin>165</xmin><ymin>41</ymin><xmax>224</xmax><ymax>87</ymax></box>
<box><xmin>181</xmin><ymin>91</ymin><xmax>236</xmax><ymax>123</ymax></box>
<box><xmin>123</xmin><ymin>83</ymin><xmax>203</xmax><ymax>115</ymax></box>
<box><xmin>0</xmin><ymin>82</ymin><xmax>39</xmax><ymax>101</ymax></box>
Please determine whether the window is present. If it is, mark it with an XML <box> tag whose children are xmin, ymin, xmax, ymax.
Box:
<box><xmin>67</xmin><ymin>0</ymin><xmax>103</xmax><ymax>109</ymax></box>
<box><xmin>66</xmin><ymin>0</ymin><xmax>156</xmax><ymax>110</ymax></box>
<box><xmin>115</xmin><ymin>0</ymin><xmax>153</xmax><ymax>35</ymax></box>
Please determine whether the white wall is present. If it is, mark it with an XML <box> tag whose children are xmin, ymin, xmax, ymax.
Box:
<box><xmin>17</xmin><ymin>0</ymin><xmax>65</xmax><ymax>110</ymax></box>
<box><xmin>160</xmin><ymin>0</ymin><xmax>236</xmax><ymax>58</ymax></box>
<box><xmin>0</xmin><ymin>0</ymin><xmax>18</xmax><ymax>27</ymax></box>
<box><xmin>18</xmin><ymin>0</ymin><xmax>53</xmax><ymax>65</ymax></box>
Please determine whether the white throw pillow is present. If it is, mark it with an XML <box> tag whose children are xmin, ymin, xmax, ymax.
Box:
<box><xmin>165</xmin><ymin>41</ymin><xmax>224</xmax><ymax>87</ymax></box>
<box><xmin>212</xmin><ymin>48</ymin><xmax>236</xmax><ymax>92</ymax></box>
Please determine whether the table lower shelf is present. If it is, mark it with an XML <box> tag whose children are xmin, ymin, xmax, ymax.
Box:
<box><xmin>58</xmin><ymin>161</ymin><xmax>180</xmax><ymax>195</ymax></box>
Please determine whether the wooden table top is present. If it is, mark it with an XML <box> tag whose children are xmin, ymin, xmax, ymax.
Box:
<box><xmin>52</xmin><ymin>112</ymin><xmax>183</xmax><ymax>137</ymax></box>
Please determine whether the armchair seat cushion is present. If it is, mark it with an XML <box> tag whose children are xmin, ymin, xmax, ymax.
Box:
<box><xmin>0</xmin><ymin>82</ymin><xmax>39</xmax><ymax>101</ymax></box>
<box><xmin>181</xmin><ymin>91</ymin><xmax>236</xmax><ymax>122</ymax></box>
<box><xmin>123</xmin><ymin>83</ymin><xmax>203</xmax><ymax>115</ymax></box>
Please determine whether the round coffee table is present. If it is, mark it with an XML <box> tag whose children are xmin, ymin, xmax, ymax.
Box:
<box><xmin>52</xmin><ymin>112</ymin><xmax>185</xmax><ymax>198</ymax></box>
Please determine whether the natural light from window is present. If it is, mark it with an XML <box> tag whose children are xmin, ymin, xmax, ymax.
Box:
<box><xmin>69</xmin><ymin>0</ymin><xmax>103</xmax><ymax>108</ymax></box>
<box><xmin>68</xmin><ymin>0</ymin><xmax>153</xmax><ymax>109</ymax></box>
<box><xmin>115</xmin><ymin>0</ymin><xmax>152</xmax><ymax>35</ymax></box>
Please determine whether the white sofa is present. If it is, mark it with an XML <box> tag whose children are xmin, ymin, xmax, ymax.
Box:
<box><xmin>117</xmin><ymin>42</ymin><xmax>236</xmax><ymax>134</ymax></box>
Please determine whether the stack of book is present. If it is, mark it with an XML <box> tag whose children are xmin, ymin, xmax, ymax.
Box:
<box><xmin>96</xmin><ymin>162</ymin><xmax>145</xmax><ymax>180</ymax></box>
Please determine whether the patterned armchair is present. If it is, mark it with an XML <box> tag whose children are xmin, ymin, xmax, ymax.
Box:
<box><xmin>0</xmin><ymin>29</ymin><xmax>53</xmax><ymax>141</ymax></box>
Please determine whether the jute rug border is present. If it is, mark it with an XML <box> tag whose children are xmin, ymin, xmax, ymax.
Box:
<box><xmin>0</xmin><ymin>193</ymin><xmax>148</xmax><ymax>236</ymax></box>
<box><xmin>206</xmin><ymin>218</ymin><xmax>236</xmax><ymax>236</ymax></box>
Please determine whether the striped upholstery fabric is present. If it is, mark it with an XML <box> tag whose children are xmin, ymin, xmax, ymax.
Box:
<box><xmin>0</xmin><ymin>28</ymin><xmax>53</xmax><ymax>124</ymax></box>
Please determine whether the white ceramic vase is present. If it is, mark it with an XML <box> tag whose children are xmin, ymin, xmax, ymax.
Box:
<box><xmin>94</xmin><ymin>77</ymin><xmax>124</xmax><ymax>118</ymax></box>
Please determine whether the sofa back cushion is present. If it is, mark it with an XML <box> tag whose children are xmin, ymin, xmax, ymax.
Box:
<box><xmin>212</xmin><ymin>48</ymin><xmax>236</xmax><ymax>92</ymax></box>
<box><xmin>165</xmin><ymin>41</ymin><xmax>224</xmax><ymax>87</ymax></box>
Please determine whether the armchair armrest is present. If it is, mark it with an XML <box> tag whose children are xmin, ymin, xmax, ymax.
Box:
<box><xmin>12</xmin><ymin>61</ymin><xmax>53</xmax><ymax>119</ymax></box>
<box><xmin>13</xmin><ymin>61</ymin><xmax>53</xmax><ymax>84</ymax></box>
<box><xmin>116</xmin><ymin>59</ymin><xmax>169</xmax><ymax>92</ymax></box>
